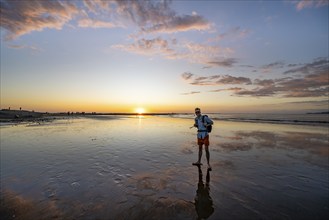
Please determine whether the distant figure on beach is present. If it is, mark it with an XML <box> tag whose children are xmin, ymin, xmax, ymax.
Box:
<box><xmin>195</xmin><ymin>165</ymin><xmax>214</xmax><ymax>219</ymax></box>
<box><xmin>192</xmin><ymin>107</ymin><xmax>213</xmax><ymax>170</ymax></box>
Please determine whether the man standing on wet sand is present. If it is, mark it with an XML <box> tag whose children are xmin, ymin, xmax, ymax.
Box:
<box><xmin>192</xmin><ymin>107</ymin><xmax>213</xmax><ymax>170</ymax></box>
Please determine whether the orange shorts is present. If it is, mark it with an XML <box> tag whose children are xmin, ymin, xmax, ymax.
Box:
<box><xmin>197</xmin><ymin>135</ymin><xmax>209</xmax><ymax>146</ymax></box>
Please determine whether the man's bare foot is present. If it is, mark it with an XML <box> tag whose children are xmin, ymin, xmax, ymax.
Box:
<box><xmin>207</xmin><ymin>164</ymin><xmax>212</xmax><ymax>171</ymax></box>
<box><xmin>192</xmin><ymin>162</ymin><xmax>202</xmax><ymax>166</ymax></box>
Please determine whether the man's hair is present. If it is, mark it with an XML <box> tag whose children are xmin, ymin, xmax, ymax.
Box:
<box><xmin>195</xmin><ymin>107</ymin><xmax>201</xmax><ymax>111</ymax></box>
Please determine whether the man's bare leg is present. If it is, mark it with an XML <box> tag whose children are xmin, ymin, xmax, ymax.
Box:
<box><xmin>205</xmin><ymin>145</ymin><xmax>211</xmax><ymax>170</ymax></box>
<box><xmin>193</xmin><ymin>144</ymin><xmax>203</xmax><ymax>165</ymax></box>
<box><xmin>198</xmin><ymin>144</ymin><xmax>203</xmax><ymax>163</ymax></box>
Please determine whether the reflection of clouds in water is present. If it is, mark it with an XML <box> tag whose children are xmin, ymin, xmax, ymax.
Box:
<box><xmin>129</xmin><ymin>172</ymin><xmax>169</xmax><ymax>193</ymax></box>
<box><xmin>1</xmin><ymin>190</ymin><xmax>64</xmax><ymax>219</ymax></box>
<box><xmin>119</xmin><ymin>169</ymin><xmax>197</xmax><ymax>219</ymax></box>
<box><xmin>216</xmin><ymin>142</ymin><xmax>253</xmax><ymax>152</ymax></box>
<box><xmin>127</xmin><ymin>167</ymin><xmax>193</xmax><ymax>194</ymax></box>
<box><xmin>236</xmin><ymin>131</ymin><xmax>328</xmax><ymax>156</ymax></box>
<box><xmin>213</xmin><ymin>160</ymin><xmax>236</xmax><ymax>169</ymax></box>
<box><xmin>118</xmin><ymin>197</ymin><xmax>196</xmax><ymax>219</ymax></box>
<box><xmin>216</xmin><ymin>130</ymin><xmax>328</xmax><ymax>156</ymax></box>
<box><xmin>236</xmin><ymin>130</ymin><xmax>278</xmax><ymax>148</ymax></box>
<box><xmin>179</xmin><ymin>140</ymin><xmax>195</xmax><ymax>154</ymax></box>
<box><xmin>214</xmin><ymin>130</ymin><xmax>328</xmax><ymax>168</ymax></box>
<box><xmin>181</xmin><ymin>147</ymin><xmax>193</xmax><ymax>154</ymax></box>
<box><xmin>2</xmin><ymin>189</ymin><xmax>196</xmax><ymax>220</ymax></box>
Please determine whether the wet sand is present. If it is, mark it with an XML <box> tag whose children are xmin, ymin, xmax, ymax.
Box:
<box><xmin>1</xmin><ymin>116</ymin><xmax>328</xmax><ymax>219</ymax></box>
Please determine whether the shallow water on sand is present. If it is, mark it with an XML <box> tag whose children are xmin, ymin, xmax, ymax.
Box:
<box><xmin>1</xmin><ymin>116</ymin><xmax>328</xmax><ymax>219</ymax></box>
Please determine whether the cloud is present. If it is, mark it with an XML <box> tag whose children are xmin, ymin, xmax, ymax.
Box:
<box><xmin>283</xmin><ymin>57</ymin><xmax>328</xmax><ymax>75</ymax></box>
<box><xmin>254</xmin><ymin>79</ymin><xmax>275</xmax><ymax>87</ymax></box>
<box><xmin>207</xmin><ymin>58</ymin><xmax>238</xmax><ymax>68</ymax></box>
<box><xmin>235</xmin><ymin>86</ymin><xmax>277</xmax><ymax>97</ymax></box>
<box><xmin>113</xmin><ymin>37</ymin><xmax>236</xmax><ymax>66</ymax></box>
<box><xmin>210</xmin><ymin>87</ymin><xmax>243</xmax><ymax>93</ymax></box>
<box><xmin>0</xmin><ymin>0</ymin><xmax>211</xmax><ymax>40</ymax></box>
<box><xmin>260</xmin><ymin>61</ymin><xmax>285</xmax><ymax>73</ymax></box>
<box><xmin>142</xmin><ymin>14</ymin><xmax>211</xmax><ymax>33</ymax></box>
<box><xmin>112</xmin><ymin>37</ymin><xmax>175</xmax><ymax>57</ymax></box>
<box><xmin>181</xmin><ymin>91</ymin><xmax>201</xmax><ymax>95</ymax></box>
<box><xmin>82</xmin><ymin>0</ymin><xmax>112</xmax><ymax>13</ymax></box>
<box><xmin>77</xmin><ymin>18</ymin><xmax>117</xmax><ymax>28</ymax></box>
<box><xmin>182</xmin><ymin>57</ymin><xmax>329</xmax><ymax>98</ymax></box>
<box><xmin>181</xmin><ymin>72</ymin><xmax>194</xmax><ymax>80</ymax></box>
<box><xmin>182</xmin><ymin>42</ymin><xmax>235</xmax><ymax>66</ymax></box>
<box><xmin>1</xmin><ymin>0</ymin><xmax>229</xmax><ymax>69</ymax></box>
<box><xmin>234</xmin><ymin>69</ymin><xmax>328</xmax><ymax>98</ymax></box>
<box><xmin>285</xmin><ymin>100</ymin><xmax>329</xmax><ymax>107</ymax></box>
<box><xmin>295</xmin><ymin>0</ymin><xmax>329</xmax><ymax>11</ymax></box>
<box><xmin>181</xmin><ymin>73</ymin><xmax>252</xmax><ymax>86</ymax></box>
<box><xmin>278</xmin><ymin>71</ymin><xmax>329</xmax><ymax>97</ymax></box>
<box><xmin>0</xmin><ymin>0</ymin><xmax>79</xmax><ymax>40</ymax></box>
<box><xmin>7</xmin><ymin>44</ymin><xmax>41</xmax><ymax>51</ymax></box>
<box><xmin>208</xmin><ymin>26</ymin><xmax>251</xmax><ymax>42</ymax></box>
<box><xmin>114</xmin><ymin>0</ymin><xmax>211</xmax><ymax>33</ymax></box>
<box><xmin>218</xmin><ymin>75</ymin><xmax>252</xmax><ymax>85</ymax></box>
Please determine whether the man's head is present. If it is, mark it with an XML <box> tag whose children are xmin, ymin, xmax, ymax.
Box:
<box><xmin>195</xmin><ymin>107</ymin><xmax>201</xmax><ymax>115</ymax></box>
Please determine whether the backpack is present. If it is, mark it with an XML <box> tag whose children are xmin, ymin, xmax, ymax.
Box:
<box><xmin>202</xmin><ymin>115</ymin><xmax>212</xmax><ymax>133</ymax></box>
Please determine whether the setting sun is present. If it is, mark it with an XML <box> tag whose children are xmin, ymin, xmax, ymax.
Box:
<box><xmin>135</xmin><ymin>107</ymin><xmax>145</xmax><ymax>114</ymax></box>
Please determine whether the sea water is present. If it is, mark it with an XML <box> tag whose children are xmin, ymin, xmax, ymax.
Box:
<box><xmin>1</xmin><ymin>115</ymin><xmax>328</xmax><ymax>219</ymax></box>
<box><xmin>174</xmin><ymin>113</ymin><xmax>329</xmax><ymax>126</ymax></box>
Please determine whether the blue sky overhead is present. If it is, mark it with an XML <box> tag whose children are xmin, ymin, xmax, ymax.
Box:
<box><xmin>0</xmin><ymin>0</ymin><xmax>328</xmax><ymax>113</ymax></box>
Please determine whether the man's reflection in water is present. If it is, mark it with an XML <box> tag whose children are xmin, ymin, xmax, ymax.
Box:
<box><xmin>194</xmin><ymin>165</ymin><xmax>214</xmax><ymax>220</ymax></box>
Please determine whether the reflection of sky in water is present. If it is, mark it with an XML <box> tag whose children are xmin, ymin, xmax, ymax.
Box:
<box><xmin>1</xmin><ymin>116</ymin><xmax>328</xmax><ymax>219</ymax></box>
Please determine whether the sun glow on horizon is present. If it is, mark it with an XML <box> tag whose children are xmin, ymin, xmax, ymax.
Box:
<box><xmin>135</xmin><ymin>107</ymin><xmax>145</xmax><ymax>114</ymax></box>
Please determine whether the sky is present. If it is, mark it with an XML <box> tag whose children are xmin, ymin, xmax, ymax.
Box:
<box><xmin>0</xmin><ymin>0</ymin><xmax>328</xmax><ymax>113</ymax></box>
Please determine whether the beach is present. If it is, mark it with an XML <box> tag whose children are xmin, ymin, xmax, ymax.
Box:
<box><xmin>1</xmin><ymin>115</ymin><xmax>328</xmax><ymax>219</ymax></box>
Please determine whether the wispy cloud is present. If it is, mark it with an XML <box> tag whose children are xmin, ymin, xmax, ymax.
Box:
<box><xmin>112</xmin><ymin>37</ymin><xmax>175</xmax><ymax>57</ymax></box>
<box><xmin>113</xmin><ymin>37</ymin><xmax>236</xmax><ymax>66</ymax></box>
<box><xmin>7</xmin><ymin>44</ymin><xmax>41</xmax><ymax>51</ymax></box>
<box><xmin>294</xmin><ymin>0</ymin><xmax>329</xmax><ymax>11</ymax></box>
<box><xmin>181</xmin><ymin>72</ymin><xmax>194</xmax><ymax>80</ymax></box>
<box><xmin>283</xmin><ymin>57</ymin><xmax>328</xmax><ymax>75</ymax></box>
<box><xmin>181</xmin><ymin>73</ymin><xmax>252</xmax><ymax>86</ymax></box>
<box><xmin>208</xmin><ymin>26</ymin><xmax>251</xmax><ymax>42</ymax></box>
<box><xmin>234</xmin><ymin>85</ymin><xmax>277</xmax><ymax>97</ymax></box>
<box><xmin>260</xmin><ymin>61</ymin><xmax>285</xmax><ymax>73</ymax></box>
<box><xmin>209</xmin><ymin>87</ymin><xmax>242</xmax><ymax>93</ymax></box>
<box><xmin>285</xmin><ymin>100</ymin><xmax>329</xmax><ymax>106</ymax></box>
<box><xmin>181</xmin><ymin>91</ymin><xmax>201</xmax><ymax>95</ymax></box>
<box><xmin>141</xmin><ymin>13</ymin><xmax>211</xmax><ymax>34</ymax></box>
<box><xmin>77</xmin><ymin>18</ymin><xmax>118</xmax><ymax>29</ymax></box>
<box><xmin>207</xmin><ymin>58</ymin><xmax>238</xmax><ymax>68</ymax></box>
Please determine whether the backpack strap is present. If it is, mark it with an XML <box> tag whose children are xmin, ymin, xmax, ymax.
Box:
<box><xmin>202</xmin><ymin>115</ymin><xmax>208</xmax><ymax>123</ymax></box>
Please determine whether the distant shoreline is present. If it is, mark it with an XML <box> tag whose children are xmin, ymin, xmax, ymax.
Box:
<box><xmin>0</xmin><ymin>109</ymin><xmax>182</xmax><ymax>123</ymax></box>
<box><xmin>306</xmin><ymin>111</ymin><xmax>329</xmax><ymax>114</ymax></box>
<box><xmin>1</xmin><ymin>109</ymin><xmax>328</xmax><ymax>126</ymax></box>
